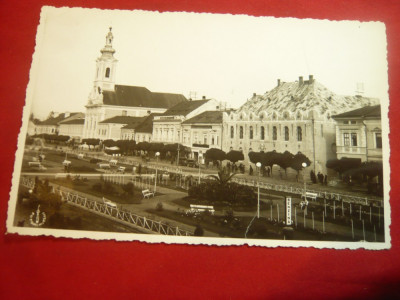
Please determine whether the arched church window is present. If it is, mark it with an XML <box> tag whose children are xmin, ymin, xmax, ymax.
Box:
<box><xmin>272</xmin><ymin>126</ymin><xmax>277</xmax><ymax>140</ymax></box>
<box><xmin>261</xmin><ymin>126</ymin><xmax>265</xmax><ymax>140</ymax></box>
<box><xmin>239</xmin><ymin>126</ymin><xmax>244</xmax><ymax>139</ymax></box>
<box><xmin>230</xmin><ymin>126</ymin><xmax>234</xmax><ymax>138</ymax></box>
<box><xmin>98</xmin><ymin>87</ymin><xmax>101</xmax><ymax>94</ymax></box>
<box><xmin>249</xmin><ymin>126</ymin><xmax>254</xmax><ymax>139</ymax></box>
<box><xmin>105</xmin><ymin>67</ymin><xmax>111</xmax><ymax>78</ymax></box>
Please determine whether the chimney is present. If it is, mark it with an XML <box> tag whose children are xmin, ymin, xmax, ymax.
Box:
<box><xmin>202</xmin><ymin>96</ymin><xmax>206</xmax><ymax>100</ymax></box>
<box><xmin>309</xmin><ymin>75</ymin><xmax>314</xmax><ymax>83</ymax></box>
<box><xmin>299</xmin><ymin>76</ymin><xmax>303</xmax><ymax>85</ymax></box>
<box><xmin>253</xmin><ymin>93</ymin><xmax>256</xmax><ymax>97</ymax></box>
<box><xmin>277</xmin><ymin>79</ymin><xmax>281</xmax><ymax>86</ymax></box>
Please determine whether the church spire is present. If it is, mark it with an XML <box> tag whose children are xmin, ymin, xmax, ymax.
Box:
<box><xmin>88</xmin><ymin>27</ymin><xmax>118</xmax><ymax>104</ymax></box>
<box><xmin>100</xmin><ymin>27</ymin><xmax>115</xmax><ymax>57</ymax></box>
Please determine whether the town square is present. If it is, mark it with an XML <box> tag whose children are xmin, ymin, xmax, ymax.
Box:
<box><xmin>7</xmin><ymin>7</ymin><xmax>389</xmax><ymax>247</ymax></box>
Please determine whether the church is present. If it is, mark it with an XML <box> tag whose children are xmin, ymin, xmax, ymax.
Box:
<box><xmin>82</xmin><ymin>28</ymin><xmax>187</xmax><ymax>140</ymax></box>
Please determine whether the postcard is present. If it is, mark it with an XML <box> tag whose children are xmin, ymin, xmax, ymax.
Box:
<box><xmin>6</xmin><ymin>6</ymin><xmax>391</xmax><ymax>249</ymax></box>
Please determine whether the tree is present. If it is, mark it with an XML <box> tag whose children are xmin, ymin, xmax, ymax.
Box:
<box><xmin>248</xmin><ymin>151</ymin><xmax>263</xmax><ymax>165</ymax></box>
<box><xmin>290</xmin><ymin>152</ymin><xmax>312</xmax><ymax>176</ymax></box>
<box><xmin>207</xmin><ymin>170</ymin><xmax>237</xmax><ymax>186</ymax></box>
<box><xmin>204</xmin><ymin>148</ymin><xmax>226</xmax><ymax>167</ymax></box>
<box><xmin>121</xmin><ymin>182</ymin><xmax>134</xmax><ymax>197</ymax></box>
<box><xmin>103</xmin><ymin>139</ymin><xmax>116</xmax><ymax>147</ymax></box>
<box><xmin>226</xmin><ymin>150</ymin><xmax>244</xmax><ymax>164</ymax></box>
<box><xmin>276</xmin><ymin>151</ymin><xmax>294</xmax><ymax>176</ymax></box>
<box><xmin>326</xmin><ymin>157</ymin><xmax>362</xmax><ymax>177</ymax></box>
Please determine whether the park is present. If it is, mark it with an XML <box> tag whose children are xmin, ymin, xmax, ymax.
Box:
<box><xmin>14</xmin><ymin>134</ymin><xmax>385</xmax><ymax>242</ymax></box>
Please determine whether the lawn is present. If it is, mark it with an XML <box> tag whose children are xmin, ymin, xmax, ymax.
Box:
<box><xmin>13</xmin><ymin>185</ymin><xmax>142</xmax><ymax>233</ymax></box>
<box><xmin>50</xmin><ymin>176</ymin><xmax>148</xmax><ymax>204</ymax></box>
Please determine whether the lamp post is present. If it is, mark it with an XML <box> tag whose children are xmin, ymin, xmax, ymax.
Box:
<box><xmin>198</xmin><ymin>153</ymin><xmax>203</xmax><ymax>184</ymax></box>
<box><xmin>256</xmin><ymin>162</ymin><xmax>262</xmax><ymax>218</ymax></box>
<box><xmin>302</xmin><ymin>162</ymin><xmax>308</xmax><ymax>214</ymax></box>
<box><xmin>154</xmin><ymin>152</ymin><xmax>160</xmax><ymax>193</ymax></box>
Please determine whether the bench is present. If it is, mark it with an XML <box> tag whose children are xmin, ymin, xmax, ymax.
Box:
<box><xmin>98</xmin><ymin>163</ymin><xmax>110</xmax><ymax>169</ymax></box>
<box><xmin>62</xmin><ymin>160</ymin><xmax>72</xmax><ymax>166</ymax></box>
<box><xmin>77</xmin><ymin>154</ymin><xmax>84</xmax><ymax>159</ymax></box>
<box><xmin>102</xmin><ymin>197</ymin><xmax>118</xmax><ymax>208</ymax></box>
<box><xmin>142</xmin><ymin>189</ymin><xmax>155</xmax><ymax>199</ymax></box>
<box><xmin>110</xmin><ymin>159</ymin><xmax>118</xmax><ymax>166</ymax></box>
<box><xmin>28</xmin><ymin>162</ymin><xmax>41</xmax><ymax>167</ymax></box>
<box><xmin>117</xmin><ymin>166</ymin><xmax>126</xmax><ymax>173</ymax></box>
<box><xmin>303</xmin><ymin>192</ymin><xmax>318</xmax><ymax>201</ymax></box>
<box><xmin>187</xmin><ymin>204</ymin><xmax>215</xmax><ymax>215</ymax></box>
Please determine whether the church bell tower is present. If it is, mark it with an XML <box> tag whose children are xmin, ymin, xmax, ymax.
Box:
<box><xmin>88</xmin><ymin>27</ymin><xmax>118</xmax><ymax>105</ymax></box>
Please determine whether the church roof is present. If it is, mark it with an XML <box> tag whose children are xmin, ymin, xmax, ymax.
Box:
<box><xmin>99</xmin><ymin>116</ymin><xmax>145</xmax><ymax>125</ymax></box>
<box><xmin>332</xmin><ymin>105</ymin><xmax>381</xmax><ymax>119</ymax></box>
<box><xmin>102</xmin><ymin>85</ymin><xmax>187</xmax><ymax>109</ymax></box>
<box><xmin>161</xmin><ymin>99</ymin><xmax>210</xmax><ymax>117</ymax></box>
<box><xmin>182</xmin><ymin>111</ymin><xmax>223</xmax><ymax>124</ymax></box>
<box><xmin>236</xmin><ymin>77</ymin><xmax>379</xmax><ymax>117</ymax></box>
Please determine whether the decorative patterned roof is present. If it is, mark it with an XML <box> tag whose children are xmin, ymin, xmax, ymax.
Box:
<box><xmin>236</xmin><ymin>78</ymin><xmax>379</xmax><ymax>117</ymax></box>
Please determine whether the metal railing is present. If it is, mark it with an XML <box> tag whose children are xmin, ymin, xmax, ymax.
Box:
<box><xmin>20</xmin><ymin>176</ymin><xmax>192</xmax><ymax>236</ymax></box>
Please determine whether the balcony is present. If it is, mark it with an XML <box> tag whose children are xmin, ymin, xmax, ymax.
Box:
<box><xmin>336</xmin><ymin>145</ymin><xmax>366</xmax><ymax>155</ymax></box>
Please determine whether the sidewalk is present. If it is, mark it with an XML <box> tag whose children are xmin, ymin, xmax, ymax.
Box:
<box><xmin>63</xmin><ymin>147</ymin><xmax>382</xmax><ymax>201</ymax></box>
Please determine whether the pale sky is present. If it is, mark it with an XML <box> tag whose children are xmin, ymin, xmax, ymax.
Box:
<box><xmin>29</xmin><ymin>7</ymin><xmax>388</xmax><ymax>119</ymax></box>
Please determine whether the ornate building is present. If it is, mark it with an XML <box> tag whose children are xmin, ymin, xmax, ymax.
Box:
<box><xmin>82</xmin><ymin>28</ymin><xmax>187</xmax><ymax>139</ymax></box>
<box><xmin>223</xmin><ymin>75</ymin><xmax>379</xmax><ymax>174</ymax></box>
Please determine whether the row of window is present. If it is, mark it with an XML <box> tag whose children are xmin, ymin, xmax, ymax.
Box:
<box><xmin>343</xmin><ymin>132</ymin><xmax>382</xmax><ymax>149</ymax></box>
<box><xmin>231</xmin><ymin>125</ymin><xmax>303</xmax><ymax>142</ymax></box>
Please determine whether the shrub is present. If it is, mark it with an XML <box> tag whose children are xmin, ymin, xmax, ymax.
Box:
<box><xmin>194</xmin><ymin>225</ymin><xmax>204</xmax><ymax>236</ymax></box>
<box><xmin>156</xmin><ymin>202</ymin><xmax>163</xmax><ymax>211</ymax></box>
<box><xmin>92</xmin><ymin>182</ymin><xmax>103</xmax><ymax>192</ymax></box>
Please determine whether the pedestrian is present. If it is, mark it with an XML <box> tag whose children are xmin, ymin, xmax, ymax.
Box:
<box><xmin>317</xmin><ymin>172</ymin><xmax>323</xmax><ymax>184</ymax></box>
<box><xmin>324</xmin><ymin>174</ymin><xmax>328</xmax><ymax>186</ymax></box>
<box><xmin>249</xmin><ymin>165</ymin><xmax>253</xmax><ymax>176</ymax></box>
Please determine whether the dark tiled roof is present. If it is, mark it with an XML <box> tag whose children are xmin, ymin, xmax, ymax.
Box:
<box><xmin>332</xmin><ymin>105</ymin><xmax>381</xmax><ymax>119</ymax></box>
<box><xmin>134</xmin><ymin>113</ymin><xmax>163</xmax><ymax>133</ymax></box>
<box><xmin>182</xmin><ymin>111</ymin><xmax>223</xmax><ymax>124</ymax></box>
<box><xmin>102</xmin><ymin>85</ymin><xmax>187</xmax><ymax>109</ymax></box>
<box><xmin>59</xmin><ymin>119</ymin><xmax>85</xmax><ymax>125</ymax></box>
<box><xmin>162</xmin><ymin>100</ymin><xmax>209</xmax><ymax>116</ymax></box>
<box><xmin>37</xmin><ymin>113</ymin><xmax>80</xmax><ymax>126</ymax></box>
<box><xmin>99</xmin><ymin>116</ymin><xmax>145</xmax><ymax>124</ymax></box>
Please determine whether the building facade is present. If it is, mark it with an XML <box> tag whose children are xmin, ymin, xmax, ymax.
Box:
<box><xmin>223</xmin><ymin>76</ymin><xmax>379</xmax><ymax>174</ymax></box>
<box><xmin>36</xmin><ymin>112</ymin><xmax>83</xmax><ymax>136</ymax></box>
<box><xmin>152</xmin><ymin>98</ymin><xmax>220</xmax><ymax>145</ymax></box>
<box><xmin>181</xmin><ymin>110</ymin><xmax>226</xmax><ymax>159</ymax></box>
<box><xmin>332</xmin><ymin>105</ymin><xmax>382</xmax><ymax>162</ymax></box>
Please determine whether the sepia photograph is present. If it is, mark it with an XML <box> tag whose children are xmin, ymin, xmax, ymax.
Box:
<box><xmin>6</xmin><ymin>6</ymin><xmax>391</xmax><ymax>249</ymax></box>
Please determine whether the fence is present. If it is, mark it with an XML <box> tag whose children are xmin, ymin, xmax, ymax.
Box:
<box><xmin>20</xmin><ymin>176</ymin><xmax>192</xmax><ymax>236</ymax></box>
<box><xmin>63</xmin><ymin>150</ymin><xmax>383</xmax><ymax>206</ymax></box>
